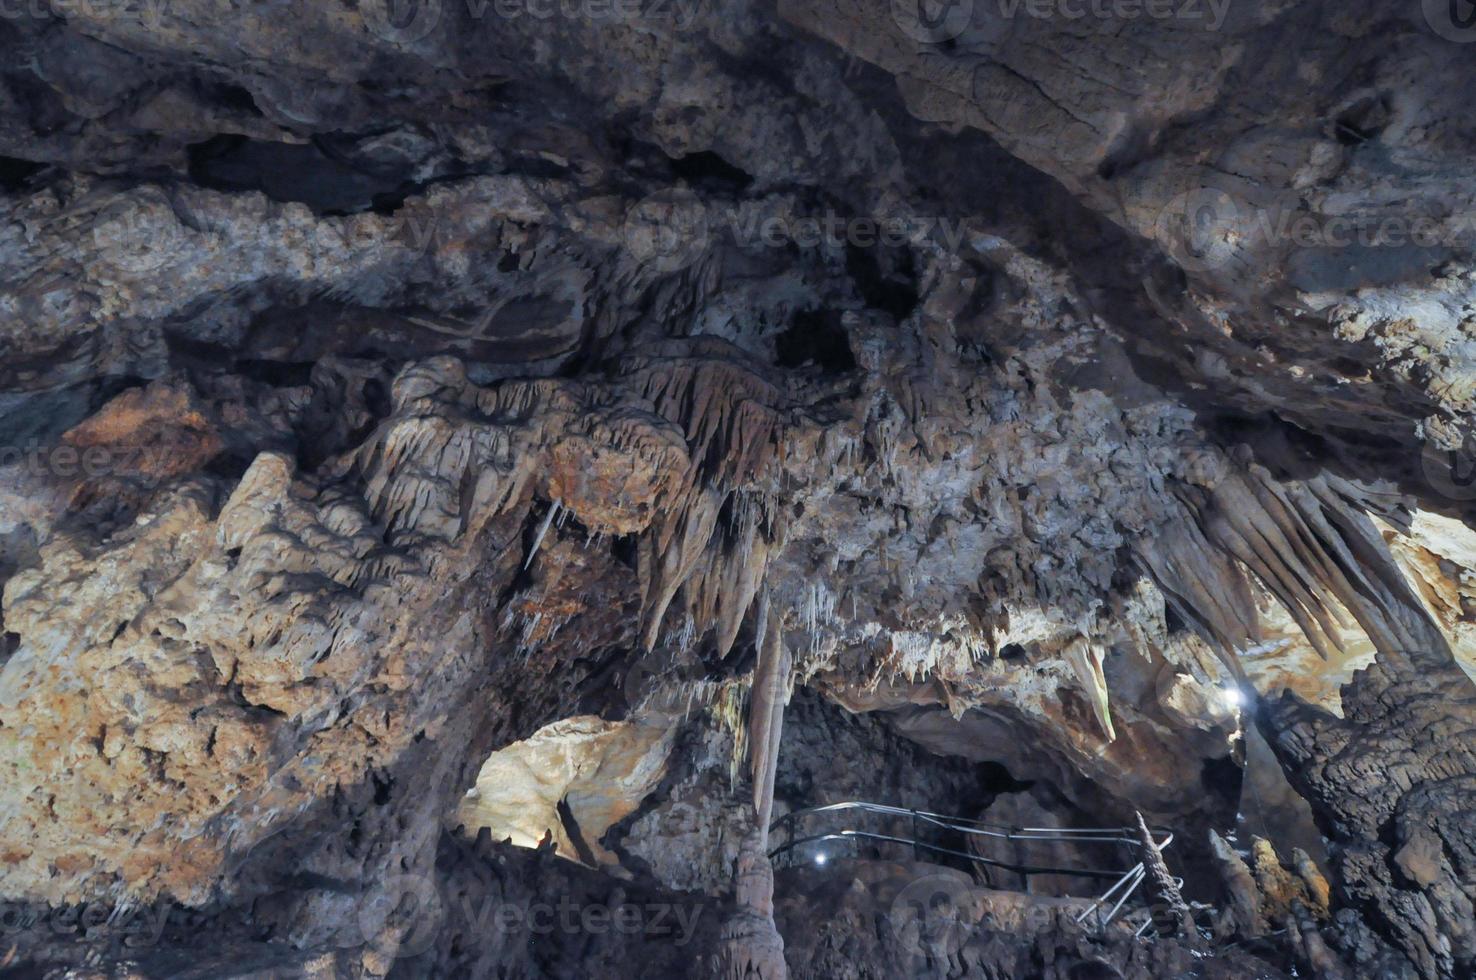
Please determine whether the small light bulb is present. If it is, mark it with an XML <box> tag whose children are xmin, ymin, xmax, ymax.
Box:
<box><xmin>1223</xmin><ymin>686</ymin><xmax>1246</xmax><ymax>708</ymax></box>
<box><xmin>815</xmin><ymin>853</ymin><xmax>827</xmax><ymax>866</ymax></box>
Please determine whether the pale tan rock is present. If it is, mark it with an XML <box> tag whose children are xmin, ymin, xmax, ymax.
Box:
<box><xmin>456</xmin><ymin>715</ymin><xmax>676</xmax><ymax>867</ymax></box>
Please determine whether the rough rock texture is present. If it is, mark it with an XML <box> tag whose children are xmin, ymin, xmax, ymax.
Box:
<box><xmin>1</xmin><ymin>830</ymin><xmax>720</xmax><ymax>979</ymax></box>
<box><xmin>3</xmin><ymin>0</ymin><xmax>1476</xmax><ymax>976</ymax></box>
<box><xmin>1265</xmin><ymin>648</ymin><xmax>1476</xmax><ymax>979</ymax></box>
<box><xmin>774</xmin><ymin>858</ymin><xmax>1283</xmax><ymax>979</ymax></box>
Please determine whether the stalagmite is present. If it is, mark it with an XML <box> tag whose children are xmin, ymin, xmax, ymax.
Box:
<box><xmin>1292</xmin><ymin>847</ymin><xmax>1331</xmax><ymax>919</ymax></box>
<box><xmin>1251</xmin><ymin>836</ymin><xmax>1309</xmax><ymax>923</ymax></box>
<box><xmin>11</xmin><ymin>8</ymin><xmax>1476</xmax><ymax>973</ymax></box>
<box><xmin>1208</xmin><ymin>830</ymin><xmax>1263</xmax><ymax>938</ymax></box>
<box><xmin>716</xmin><ymin>596</ymin><xmax>790</xmax><ymax>980</ymax></box>
<box><xmin>1135</xmin><ymin>811</ymin><xmax>1195</xmax><ymax>941</ymax></box>
<box><xmin>1290</xmin><ymin>901</ymin><xmax>1352</xmax><ymax>980</ymax></box>
<box><xmin>714</xmin><ymin>830</ymin><xmax>788</xmax><ymax>980</ymax></box>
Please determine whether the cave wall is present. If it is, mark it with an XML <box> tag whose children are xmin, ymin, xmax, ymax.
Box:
<box><xmin>2</xmin><ymin>0</ymin><xmax>1476</xmax><ymax>977</ymax></box>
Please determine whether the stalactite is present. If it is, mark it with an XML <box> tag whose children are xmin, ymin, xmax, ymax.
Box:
<box><xmin>1141</xmin><ymin>454</ymin><xmax>1454</xmax><ymax>677</ymax></box>
<box><xmin>523</xmin><ymin>499</ymin><xmax>562</xmax><ymax>568</ymax></box>
<box><xmin>638</xmin><ymin>488</ymin><xmax>724</xmax><ymax>651</ymax></box>
<box><xmin>615</xmin><ymin>338</ymin><xmax>785</xmax><ymax>490</ymax></box>
<box><xmin>748</xmin><ymin>599</ymin><xmax>790</xmax><ymax>837</ymax></box>
<box><xmin>1065</xmin><ymin>636</ymin><xmax>1115</xmax><ymax>742</ymax></box>
<box><xmin>1132</xmin><ymin>518</ymin><xmax>1260</xmax><ymax>673</ymax></box>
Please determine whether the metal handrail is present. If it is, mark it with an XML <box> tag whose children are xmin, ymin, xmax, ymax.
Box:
<box><xmin>777</xmin><ymin>830</ymin><xmax>1130</xmax><ymax>880</ymax></box>
<box><xmin>774</xmin><ymin>800</ymin><xmax>1166</xmax><ymax>843</ymax></box>
<box><xmin>768</xmin><ymin>799</ymin><xmax>1177</xmax><ymax>936</ymax></box>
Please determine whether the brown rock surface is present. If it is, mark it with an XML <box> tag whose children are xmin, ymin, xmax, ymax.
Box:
<box><xmin>3</xmin><ymin>0</ymin><xmax>1476</xmax><ymax>976</ymax></box>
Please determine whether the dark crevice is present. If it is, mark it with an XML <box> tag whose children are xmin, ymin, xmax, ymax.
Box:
<box><xmin>236</xmin><ymin>359</ymin><xmax>316</xmax><ymax>388</ymax></box>
<box><xmin>668</xmin><ymin>150</ymin><xmax>754</xmax><ymax>193</ymax></box>
<box><xmin>1200</xmin><ymin>753</ymin><xmax>1245</xmax><ymax>812</ymax></box>
<box><xmin>210</xmin><ymin>83</ymin><xmax>265</xmax><ymax>119</ymax></box>
<box><xmin>845</xmin><ymin>241</ymin><xmax>919</xmax><ymax>321</ymax></box>
<box><xmin>557</xmin><ymin>796</ymin><xmax>598</xmax><ymax>866</ymax></box>
<box><xmin>610</xmin><ymin>533</ymin><xmax>640</xmax><ymax>570</ymax></box>
<box><xmin>187</xmin><ymin>135</ymin><xmax>401</xmax><ymax>214</ymax></box>
<box><xmin>776</xmin><ymin>309</ymin><xmax>856</xmax><ymax>373</ymax></box>
<box><xmin>1332</xmin><ymin>95</ymin><xmax>1390</xmax><ymax>147</ymax></box>
<box><xmin>186</xmin><ymin>133</ymin><xmax>472</xmax><ymax>215</ymax></box>
<box><xmin>0</xmin><ymin>155</ymin><xmax>44</xmax><ymax>192</ymax></box>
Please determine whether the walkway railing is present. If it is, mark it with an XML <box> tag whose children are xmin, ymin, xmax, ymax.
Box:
<box><xmin>769</xmin><ymin>801</ymin><xmax>1178</xmax><ymax>937</ymax></box>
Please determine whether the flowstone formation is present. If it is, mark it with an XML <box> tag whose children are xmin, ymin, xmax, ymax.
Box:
<box><xmin>2</xmin><ymin>0</ymin><xmax>1476</xmax><ymax>977</ymax></box>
